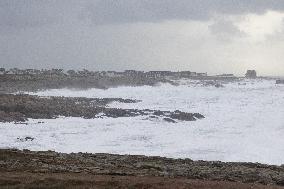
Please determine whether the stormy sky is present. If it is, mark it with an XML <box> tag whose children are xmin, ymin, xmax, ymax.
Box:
<box><xmin>1</xmin><ymin>0</ymin><xmax>284</xmax><ymax>76</ymax></box>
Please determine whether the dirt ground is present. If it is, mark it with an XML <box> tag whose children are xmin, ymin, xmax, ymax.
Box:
<box><xmin>1</xmin><ymin>172</ymin><xmax>283</xmax><ymax>189</ymax></box>
<box><xmin>1</xmin><ymin>149</ymin><xmax>284</xmax><ymax>188</ymax></box>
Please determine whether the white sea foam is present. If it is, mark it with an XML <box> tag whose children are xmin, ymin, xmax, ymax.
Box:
<box><xmin>1</xmin><ymin>79</ymin><xmax>284</xmax><ymax>165</ymax></box>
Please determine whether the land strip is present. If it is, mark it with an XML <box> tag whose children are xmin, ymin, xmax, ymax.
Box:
<box><xmin>0</xmin><ymin>149</ymin><xmax>284</xmax><ymax>188</ymax></box>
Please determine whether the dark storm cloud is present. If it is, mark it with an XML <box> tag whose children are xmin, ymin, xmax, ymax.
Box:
<box><xmin>0</xmin><ymin>0</ymin><xmax>284</xmax><ymax>76</ymax></box>
<box><xmin>1</xmin><ymin>0</ymin><xmax>284</xmax><ymax>30</ymax></box>
<box><xmin>0</xmin><ymin>1</ymin><xmax>55</xmax><ymax>30</ymax></box>
<box><xmin>0</xmin><ymin>0</ymin><xmax>84</xmax><ymax>32</ymax></box>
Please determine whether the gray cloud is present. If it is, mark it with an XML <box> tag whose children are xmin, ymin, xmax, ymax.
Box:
<box><xmin>0</xmin><ymin>0</ymin><xmax>84</xmax><ymax>32</ymax></box>
<box><xmin>209</xmin><ymin>19</ymin><xmax>245</xmax><ymax>40</ymax></box>
<box><xmin>1</xmin><ymin>0</ymin><xmax>284</xmax><ymax>30</ymax></box>
<box><xmin>0</xmin><ymin>0</ymin><xmax>284</xmax><ymax>76</ymax></box>
<box><xmin>0</xmin><ymin>1</ymin><xmax>55</xmax><ymax>30</ymax></box>
<box><xmin>84</xmin><ymin>0</ymin><xmax>284</xmax><ymax>25</ymax></box>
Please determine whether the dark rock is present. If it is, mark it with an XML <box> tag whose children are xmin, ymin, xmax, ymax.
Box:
<box><xmin>163</xmin><ymin>118</ymin><xmax>177</xmax><ymax>123</ymax></box>
<box><xmin>0</xmin><ymin>94</ymin><xmax>204</xmax><ymax>123</ymax></box>
<box><xmin>214</xmin><ymin>83</ymin><xmax>224</xmax><ymax>88</ymax></box>
<box><xmin>193</xmin><ymin>113</ymin><xmax>205</xmax><ymax>119</ymax></box>
<box><xmin>276</xmin><ymin>178</ymin><xmax>284</xmax><ymax>186</ymax></box>
<box><xmin>276</xmin><ymin>80</ymin><xmax>284</xmax><ymax>84</ymax></box>
<box><xmin>17</xmin><ymin>137</ymin><xmax>35</xmax><ymax>142</ymax></box>
<box><xmin>153</xmin><ymin>110</ymin><xmax>164</xmax><ymax>116</ymax></box>
<box><xmin>149</xmin><ymin>115</ymin><xmax>158</xmax><ymax>119</ymax></box>
<box><xmin>169</xmin><ymin>111</ymin><xmax>196</xmax><ymax>121</ymax></box>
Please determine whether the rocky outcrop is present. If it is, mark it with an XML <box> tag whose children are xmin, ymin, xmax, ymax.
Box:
<box><xmin>0</xmin><ymin>94</ymin><xmax>204</xmax><ymax>123</ymax></box>
<box><xmin>276</xmin><ymin>80</ymin><xmax>284</xmax><ymax>84</ymax></box>
<box><xmin>163</xmin><ymin>117</ymin><xmax>177</xmax><ymax>123</ymax></box>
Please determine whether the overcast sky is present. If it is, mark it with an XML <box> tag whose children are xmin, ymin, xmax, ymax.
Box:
<box><xmin>1</xmin><ymin>0</ymin><xmax>284</xmax><ymax>76</ymax></box>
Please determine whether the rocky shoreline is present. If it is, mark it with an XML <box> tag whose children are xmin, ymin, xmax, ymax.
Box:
<box><xmin>0</xmin><ymin>94</ymin><xmax>204</xmax><ymax>123</ymax></box>
<box><xmin>0</xmin><ymin>74</ymin><xmax>175</xmax><ymax>93</ymax></box>
<box><xmin>0</xmin><ymin>69</ymin><xmax>242</xmax><ymax>93</ymax></box>
<box><xmin>1</xmin><ymin>71</ymin><xmax>283</xmax><ymax>188</ymax></box>
<box><xmin>0</xmin><ymin>149</ymin><xmax>284</xmax><ymax>188</ymax></box>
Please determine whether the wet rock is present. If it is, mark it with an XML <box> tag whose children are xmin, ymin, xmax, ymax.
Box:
<box><xmin>0</xmin><ymin>94</ymin><xmax>141</xmax><ymax>122</ymax></box>
<box><xmin>214</xmin><ymin>83</ymin><xmax>224</xmax><ymax>88</ymax></box>
<box><xmin>17</xmin><ymin>137</ymin><xmax>35</xmax><ymax>142</ymax></box>
<box><xmin>193</xmin><ymin>113</ymin><xmax>205</xmax><ymax>119</ymax></box>
<box><xmin>0</xmin><ymin>94</ymin><xmax>204</xmax><ymax>123</ymax></box>
<box><xmin>149</xmin><ymin>115</ymin><xmax>158</xmax><ymax>119</ymax></box>
<box><xmin>169</xmin><ymin>111</ymin><xmax>196</xmax><ymax>121</ymax></box>
<box><xmin>153</xmin><ymin>110</ymin><xmax>164</xmax><ymax>116</ymax></box>
<box><xmin>276</xmin><ymin>178</ymin><xmax>284</xmax><ymax>186</ymax></box>
<box><xmin>201</xmin><ymin>81</ymin><xmax>224</xmax><ymax>88</ymax></box>
<box><xmin>276</xmin><ymin>80</ymin><xmax>284</xmax><ymax>84</ymax></box>
<box><xmin>163</xmin><ymin>118</ymin><xmax>177</xmax><ymax>123</ymax></box>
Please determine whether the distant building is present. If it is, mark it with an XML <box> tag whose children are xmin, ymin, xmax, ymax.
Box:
<box><xmin>146</xmin><ymin>71</ymin><xmax>172</xmax><ymax>78</ymax></box>
<box><xmin>179</xmin><ymin>71</ymin><xmax>192</xmax><ymax>77</ymax></box>
<box><xmin>51</xmin><ymin>69</ymin><xmax>64</xmax><ymax>75</ymax></box>
<box><xmin>124</xmin><ymin>70</ymin><xmax>144</xmax><ymax>77</ymax></box>
<box><xmin>189</xmin><ymin>72</ymin><xmax>197</xmax><ymax>77</ymax></box>
<box><xmin>245</xmin><ymin>70</ymin><xmax>257</xmax><ymax>78</ymax></box>
<box><xmin>25</xmin><ymin>69</ymin><xmax>40</xmax><ymax>75</ymax></box>
<box><xmin>175</xmin><ymin>71</ymin><xmax>199</xmax><ymax>78</ymax></box>
<box><xmin>78</xmin><ymin>69</ymin><xmax>92</xmax><ymax>77</ymax></box>
<box><xmin>67</xmin><ymin>70</ymin><xmax>77</xmax><ymax>76</ymax></box>
<box><xmin>105</xmin><ymin>71</ymin><xmax>124</xmax><ymax>77</ymax></box>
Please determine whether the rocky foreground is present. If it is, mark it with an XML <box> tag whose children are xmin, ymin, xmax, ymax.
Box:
<box><xmin>0</xmin><ymin>94</ymin><xmax>204</xmax><ymax>123</ymax></box>
<box><xmin>0</xmin><ymin>149</ymin><xmax>284</xmax><ymax>189</ymax></box>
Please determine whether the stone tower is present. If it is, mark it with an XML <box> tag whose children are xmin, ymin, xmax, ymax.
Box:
<box><xmin>245</xmin><ymin>70</ymin><xmax>257</xmax><ymax>78</ymax></box>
